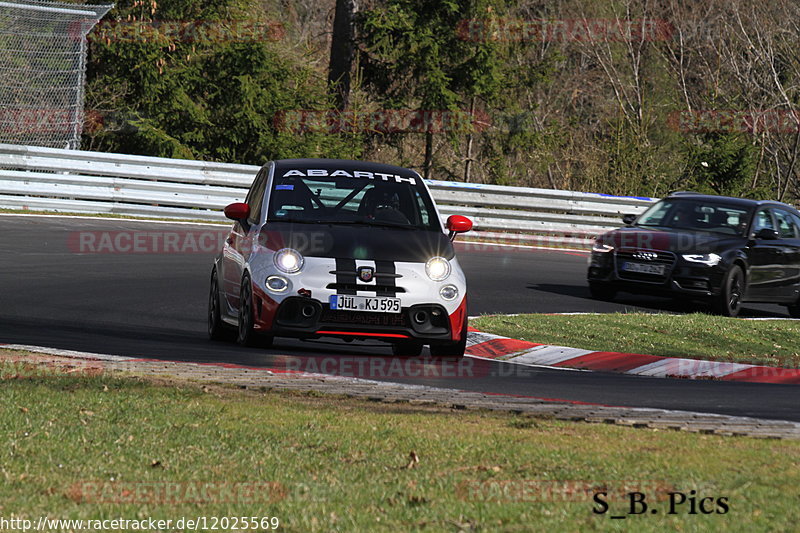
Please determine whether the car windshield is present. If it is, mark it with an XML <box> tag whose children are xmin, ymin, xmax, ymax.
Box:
<box><xmin>266</xmin><ymin>168</ymin><xmax>441</xmax><ymax>231</ymax></box>
<box><xmin>636</xmin><ymin>199</ymin><xmax>752</xmax><ymax>236</ymax></box>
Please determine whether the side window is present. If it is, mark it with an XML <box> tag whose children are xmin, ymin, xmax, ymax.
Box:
<box><xmin>246</xmin><ymin>168</ymin><xmax>268</xmax><ymax>225</ymax></box>
<box><xmin>774</xmin><ymin>209</ymin><xmax>799</xmax><ymax>239</ymax></box>
<box><xmin>244</xmin><ymin>171</ymin><xmax>260</xmax><ymax>205</ymax></box>
<box><xmin>752</xmin><ymin>209</ymin><xmax>775</xmax><ymax>233</ymax></box>
<box><xmin>412</xmin><ymin>189</ymin><xmax>428</xmax><ymax>225</ymax></box>
<box><xmin>791</xmin><ymin>213</ymin><xmax>800</xmax><ymax>236</ymax></box>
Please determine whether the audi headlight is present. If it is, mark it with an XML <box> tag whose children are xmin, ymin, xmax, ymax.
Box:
<box><xmin>592</xmin><ymin>242</ymin><xmax>614</xmax><ymax>253</ymax></box>
<box><xmin>274</xmin><ymin>248</ymin><xmax>304</xmax><ymax>273</ymax></box>
<box><xmin>425</xmin><ymin>256</ymin><xmax>451</xmax><ymax>281</ymax></box>
<box><xmin>682</xmin><ymin>253</ymin><xmax>721</xmax><ymax>266</ymax></box>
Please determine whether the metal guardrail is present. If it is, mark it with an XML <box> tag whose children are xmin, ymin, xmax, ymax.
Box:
<box><xmin>0</xmin><ymin>143</ymin><xmax>656</xmax><ymax>248</ymax></box>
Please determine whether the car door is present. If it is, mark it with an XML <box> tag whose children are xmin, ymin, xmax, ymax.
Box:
<box><xmin>222</xmin><ymin>167</ymin><xmax>267</xmax><ymax>312</ymax></box>
<box><xmin>745</xmin><ymin>208</ymin><xmax>783</xmax><ymax>300</ymax></box>
<box><xmin>772</xmin><ymin>209</ymin><xmax>800</xmax><ymax>302</ymax></box>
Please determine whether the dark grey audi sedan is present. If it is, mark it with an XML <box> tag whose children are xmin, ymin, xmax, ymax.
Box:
<box><xmin>587</xmin><ymin>192</ymin><xmax>800</xmax><ymax>317</ymax></box>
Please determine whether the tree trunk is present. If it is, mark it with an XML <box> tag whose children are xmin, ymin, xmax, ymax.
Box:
<box><xmin>424</xmin><ymin>131</ymin><xmax>433</xmax><ymax>180</ymax></box>
<box><xmin>463</xmin><ymin>96</ymin><xmax>476</xmax><ymax>182</ymax></box>
<box><xmin>328</xmin><ymin>0</ymin><xmax>357</xmax><ymax>110</ymax></box>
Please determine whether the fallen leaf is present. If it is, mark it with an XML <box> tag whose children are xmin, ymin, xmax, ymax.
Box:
<box><xmin>405</xmin><ymin>451</ymin><xmax>420</xmax><ymax>469</ymax></box>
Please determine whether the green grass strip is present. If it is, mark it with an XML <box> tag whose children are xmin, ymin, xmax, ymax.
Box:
<box><xmin>1</xmin><ymin>361</ymin><xmax>798</xmax><ymax>531</ymax></box>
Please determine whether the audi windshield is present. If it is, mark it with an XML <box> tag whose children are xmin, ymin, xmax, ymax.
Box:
<box><xmin>635</xmin><ymin>199</ymin><xmax>753</xmax><ymax>236</ymax></box>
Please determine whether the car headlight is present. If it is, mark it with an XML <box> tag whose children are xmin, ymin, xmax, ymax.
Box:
<box><xmin>682</xmin><ymin>253</ymin><xmax>721</xmax><ymax>266</ymax></box>
<box><xmin>440</xmin><ymin>284</ymin><xmax>458</xmax><ymax>301</ymax></box>
<box><xmin>592</xmin><ymin>242</ymin><xmax>614</xmax><ymax>253</ymax></box>
<box><xmin>266</xmin><ymin>275</ymin><xmax>289</xmax><ymax>292</ymax></box>
<box><xmin>425</xmin><ymin>256</ymin><xmax>451</xmax><ymax>281</ymax></box>
<box><xmin>274</xmin><ymin>248</ymin><xmax>304</xmax><ymax>273</ymax></box>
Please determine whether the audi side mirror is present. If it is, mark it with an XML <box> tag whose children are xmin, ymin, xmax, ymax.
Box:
<box><xmin>754</xmin><ymin>228</ymin><xmax>779</xmax><ymax>240</ymax></box>
<box><xmin>622</xmin><ymin>214</ymin><xmax>637</xmax><ymax>225</ymax></box>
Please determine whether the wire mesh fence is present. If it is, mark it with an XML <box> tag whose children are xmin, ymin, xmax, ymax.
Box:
<box><xmin>0</xmin><ymin>0</ymin><xmax>112</xmax><ymax>149</ymax></box>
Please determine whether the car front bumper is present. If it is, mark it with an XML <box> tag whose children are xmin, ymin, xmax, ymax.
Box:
<box><xmin>587</xmin><ymin>251</ymin><xmax>727</xmax><ymax>298</ymax></box>
<box><xmin>252</xmin><ymin>292</ymin><xmax>467</xmax><ymax>344</ymax></box>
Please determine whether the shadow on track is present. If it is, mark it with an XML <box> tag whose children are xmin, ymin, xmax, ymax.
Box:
<box><xmin>526</xmin><ymin>283</ymin><xmax>791</xmax><ymax>318</ymax></box>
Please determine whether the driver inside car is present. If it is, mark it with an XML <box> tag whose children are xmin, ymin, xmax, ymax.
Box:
<box><xmin>359</xmin><ymin>187</ymin><xmax>410</xmax><ymax>225</ymax></box>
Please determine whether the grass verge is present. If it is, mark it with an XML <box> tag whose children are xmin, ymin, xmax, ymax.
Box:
<box><xmin>472</xmin><ymin>312</ymin><xmax>800</xmax><ymax>368</ymax></box>
<box><xmin>1</xmin><ymin>358</ymin><xmax>798</xmax><ymax>532</ymax></box>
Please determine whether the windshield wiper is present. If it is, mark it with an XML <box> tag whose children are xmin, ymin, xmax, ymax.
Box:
<box><xmin>270</xmin><ymin>218</ymin><xmax>418</xmax><ymax>230</ymax></box>
<box><xmin>326</xmin><ymin>220</ymin><xmax>418</xmax><ymax>230</ymax></box>
<box><xmin>269</xmin><ymin>219</ymin><xmax>325</xmax><ymax>224</ymax></box>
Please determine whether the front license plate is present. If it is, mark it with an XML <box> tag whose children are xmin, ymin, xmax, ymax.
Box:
<box><xmin>329</xmin><ymin>295</ymin><xmax>401</xmax><ymax>313</ymax></box>
<box><xmin>622</xmin><ymin>262</ymin><xmax>666</xmax><ymax>275</ymax></box>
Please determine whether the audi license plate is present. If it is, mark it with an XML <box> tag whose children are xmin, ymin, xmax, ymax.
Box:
<box><xmin>330</xmin><ymin>295</ymin><xmax>401</xmax><ymax>313</ymax></box>
<box><xmin>622</xmin><ymin>262</ymin><xmax>665</xmax><ymax>275</ymax></box>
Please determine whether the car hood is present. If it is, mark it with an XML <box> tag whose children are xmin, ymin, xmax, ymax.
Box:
<box><xmin>257</xmin><ymin>222</ymin><xmax>455</xmax><ymax>262</ymax></box>
<box><xmin>596</xmin><ymin>226</ymin><xmax>745</xmax><ymax>255</ymax></box>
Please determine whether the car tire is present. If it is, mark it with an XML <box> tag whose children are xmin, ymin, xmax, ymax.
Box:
<box><xmin>787</xmin><ymin>299</ymin><xmax>800</xmax><ymax>318</ymax></box>
<box><xmin>391</xmin><ymin>341</ymin><xmax>423</xmax><ymax>357</ymax></box>
<box><xmin>589</xmin><ymin>282</ymin><xmax>616</xmax><ymax>301</ymax></box>
<box><xmin>714</xmin><ymin>265</ymin><xmax>745</xmax><ymax>317</ymax></box>
<box><xmin>237</xmin><ymin>274</ymin><xmax>274</xmax><ymax>348</ymax></box>
<box><xmin>208</xmin><ymin>268</ymin><xmax>233</xmax><ymax>341</ymax></box>
<box><xmin>429</xmin><ymin>313</ymin><xmax>468</xmax><ymax>359</ymax></box>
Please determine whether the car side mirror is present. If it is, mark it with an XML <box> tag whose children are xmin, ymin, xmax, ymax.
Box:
<box><xmin>446</xmin><ymin>215</ymin><xmax>473</xmax><ymax>241</ymax></box>
<box><xmin>622</xmin><ymin>214</ymin><xmax>637</xmax><ymax>225</ymax></box>
<box><xmin>754</xmin><ymin>228</ymin><xmax>779</xmax><ymax>240</ymax></box>
<box><xmin>224</xmin><ymin>202</ymin><xmax>250</xmax><ymax>227</ymax></box>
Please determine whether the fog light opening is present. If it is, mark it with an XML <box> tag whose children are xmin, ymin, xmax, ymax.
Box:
<box><xmin>413</xmin><ymin>311</ymin><xmax>429</xmax><ymax>324</ymax></box>
<box><xmin>266</xmin><ymin>275</ymin><xmax>289</xmax><ymax>293</ymax></box>
<box><xmin>439</xmin><ymin>284</ymin><xmax>458</xmax><ymax>301</ymax></box>
<box><xmin>301</xmin><ymin>305</ymin><xmax>316</xmax><ymax>318</ymax></box>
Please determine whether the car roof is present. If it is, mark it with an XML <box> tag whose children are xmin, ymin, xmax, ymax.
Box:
<box><xmin>272</xmin><ymin>158</ymin><xmax>420</xmax><ymax>177</ymax></box>
<box><xmin>666</xmin><ymin>192</ymin><xmax>798</xmax><ymax>211</ymax></box>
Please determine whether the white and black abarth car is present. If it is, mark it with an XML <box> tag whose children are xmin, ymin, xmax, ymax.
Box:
<box><xmin>208</xmin><ymin>159</ymin><xmax>473</xmax><ymax>356</ymax></box>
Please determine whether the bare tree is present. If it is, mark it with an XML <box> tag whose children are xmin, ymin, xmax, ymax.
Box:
<box><xmin>328</xmin><ymin>0</ymin><xmax>357</xmax><ymax>110</ymax></box>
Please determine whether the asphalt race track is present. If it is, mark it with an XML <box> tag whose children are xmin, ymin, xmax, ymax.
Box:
<box><xmin>1</xmin><ymin>215</ymin><xmax>797</xmax><ymax>421</ymax></box>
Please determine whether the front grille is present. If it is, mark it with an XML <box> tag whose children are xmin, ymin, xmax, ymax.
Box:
<box><xmin>615</xmin><ymin>250</ymin><xmax>676</xmax><ymax>282</ymax></box>
<box><xmin>326</xmin><ymin>283</ymin><xmax>405</xmax><ymax>295</ymax></box>
<box><xmin>320</xmin><ymin>309</ymin><xmax>408</xmax><ymax>327</ymax></box>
